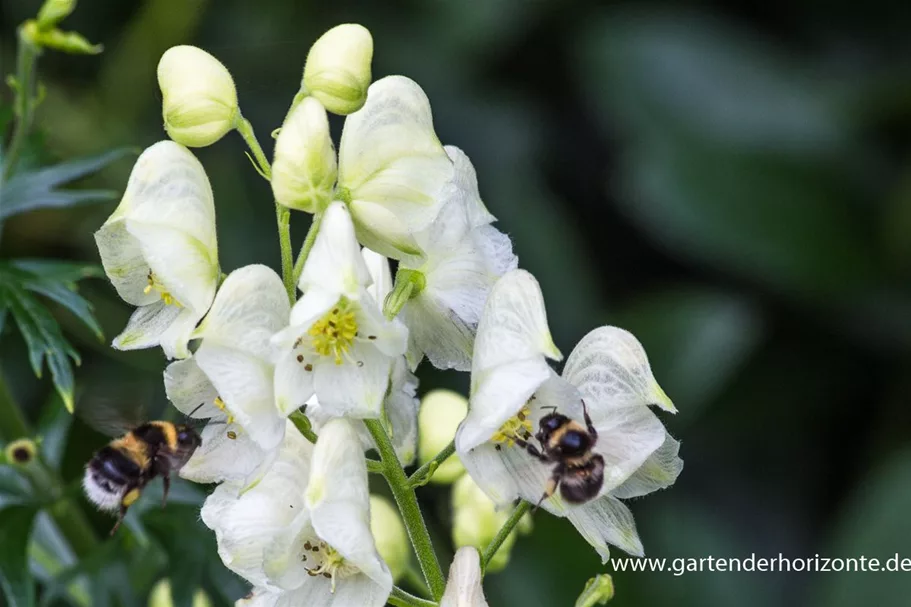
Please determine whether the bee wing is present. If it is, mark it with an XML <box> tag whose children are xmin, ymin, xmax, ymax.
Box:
<box><xmin>75</xmin><ymin>381</ymin><xmax>154</xmax><ymax>438</ymax></box>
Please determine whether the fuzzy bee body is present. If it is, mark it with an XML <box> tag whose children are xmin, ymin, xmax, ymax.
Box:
<box><xmin>513</xmin><ymin>402</ymin><xmax>604</xmax><ymax>507</ymax></box>
<box><xmin>83</xmin><ymin>421</ymin><xmax>201</xmax><ymax>533</ymax></box>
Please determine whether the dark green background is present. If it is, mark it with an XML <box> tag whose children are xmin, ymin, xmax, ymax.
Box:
<box><xmin>3</xmin><ymin>0</ymin><xmax>911</xmax><ymax>605</ymax></box>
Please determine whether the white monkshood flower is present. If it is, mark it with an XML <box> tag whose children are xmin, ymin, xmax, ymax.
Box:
<box><xmin>271</xmin><ymin>202</ymin><xmax>407</xmax><ymax>419</ymax></box>
<box><xmin>271</xmin><ymin>96</ymin><xmax>337</xmax><ymax>213</ymax></box>
<box><xmin>157</xmin><ymin>46</ymin><xmax>239</xmax><ymax>147</ymax></box>
<box><xmin>164</xmin><ymin>265</ymin><xmax>290</xmax><ymax>486</ymax></box>
<box><xmin>337</xmin><ymin>76</ymin><xmax>454</xmax><ymax>260</ymax></box>
<box><xmin>440</xmin><ymin>548</ymin><xmax>490</xmax><ymax>607</ymax></box>
<box><xmin>302</xmin><ymin>24</ymin><xmax>373</xmax><ymax>116</ymax></box>
<box><xmin>417</xmin><ymin>389</ymin><xmax>468</xmax><ymax>484</ymax></box>
<box><xmin>95</xmin><ymin>141</ymin><xmax>218</xmax><ymax>359</ymax></box>
<box><xmin>399</xmin><ymin>146</ymin><xmax>517</xmax><ymax>372</ymax></box>
<box><xmin>456</xmin><ymin>270</ymin><xmax>682</xmax><ymax>561</ymax></box>
<box><xmin>225</xmin><ymin>419</ymin><xmax>393</xmax><ymax>607</ymax></box>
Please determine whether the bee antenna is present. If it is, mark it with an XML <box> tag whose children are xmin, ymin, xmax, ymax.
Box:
<box><xmin>543</xmin><ymin>406</ymin><xmax>558</xmax><ymax>414</ymax></box>
<box><xmin>185</xmin><ymin>402</ymin><xmax>208</xmax><ymax>421</ymax></box>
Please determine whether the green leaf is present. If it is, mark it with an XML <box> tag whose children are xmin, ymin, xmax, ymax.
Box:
<box><xmin>36</xmin><ymin>395</ymin><xmax>74</xmax><ymax>470</ymax></box>
<box><xmin>144</xmin><ymin>504</ymin><xmax>216</xmax><ymax>607</ymax></box>
<box><xmin>0</xmin><ymin>148</ymin><xmax>133</xmax><ymax>220</ymax></box>
<box><xmin>0</xmin><ymin>505</ymin><xmax>39</xmax><ymax>607</ymax></box>
<box><xmin>10</xmin><ymin>260</ymin><xmax>104</xmax><ymax>283</ymax></box>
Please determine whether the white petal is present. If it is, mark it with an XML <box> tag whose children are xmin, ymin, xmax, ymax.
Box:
<box><xmin>611</xmin><ymin>433</ymin><xmax>683</xmax><ymax>500</ymax></box>
<box><xmin>288</xmin><ymin>288</ymin><xmax>338</xmax><ymax>328</ymax></box>
<box><xmin>180</xmin><ymin>419</ymin><xmax>273</xmax><ymax>487</ymax></box>
<box><xmin>562</xmin><ymin>326</ymin><xmax>676</xmax><ymax>413</ymax></box>
<box><xmin>338</xmin><ymin>76</ymin><xmax>454</xmax><ymax>257</ymax></box>
<box><xmin>126</xmin><ymin>220</ymin><xmax>217</xmax><ymax>314</ymax></box>
<box><xmin>561</xmin><ymin>495</ymin><xmax>644</xmax><ymax>561</ymax></box>
<box><xmin>354</xmin><ymin>293</ymin><xmax>408</xmax><ymax>358</ymax></box>
<box><xmin>444</xmin><ymin>147</ymin><xmax>495</xmax><ymax>228</ymax></box>
<box><xmin>112</xmin><ymin>301</ymin><xmax>201</xmax><ymax>359</ymax></box>
<box><xmin>94</xmin><ymin>220</ymin><xmax>157</xmax><ymax>306</ymax></box>
<box><xmin>440</xmin><ymin>547</ymin><xmax>490</xmax><ymax>607</ymax></box>
<box><xmin>307</xmin><ymin>419</ymin><xmax>392</xmax><ymax>593</ymax></box>
<box><xmin>312</xmin><ymin>345</ymin><xmax>392</xmax><ymax>418</ymax></box>
<box><xmin>457</xmin><ymin>357</ymin><xmax>552</xmax><ymax>453</ymax></box>
<box><xmin>361</xmin><ymin>248</ymin><xmax>393</xmax><ymax>303</ymax></box>
<box><xmin>592</xmin><ymin>406</ymin><xmax>667</xmax><ymax>493</ymax></box>
<box><xmin>196</xmin><ymin>264</ymin><xmax>290</xmax><ymax>360</ymax></box>
<box><xmin>472</xmin><ymin>225</ymin><xmax>518</xmax><ymax>277</ymax></box>
<box><xmin>471</xmin><ymin>270</ymin><xmax>561</xmax><ymax>380</ymax></box>
<box><xmin>380</xmin><ymin>357</ymin><xmax>419</xmax><ymax>465</ymax></box>
<box><xmin>349</xmin><ymin>199</ymin><xmax>424</xmax><ymax>260</ymax></box>
<box><xmin>239</xmin><ymin>574</ymin><xmax>389</xmax><ymax>607</ymax></box>
<box><xmin>457</xmin><ymin>440</ymin><xmax>524</xmax><ymax>507</ymax></box>
<box><xmin>273</xmin><ymin>351</ymin><xmax>316</xmax><ymax>417</ymax></box>
<box><xmin>163</xmin><ymin>357</ymin><xmax>220</xmax><ymax>418</ymax></box>
<box><xmin>196</xmin><ymin>343</ymin><xmax>284</xmax><ymax>450</ymax></box>
<box><xmin>299</xmin><ymin>202</ymin><xmax>371</xmax><ymax>299</ymax></box>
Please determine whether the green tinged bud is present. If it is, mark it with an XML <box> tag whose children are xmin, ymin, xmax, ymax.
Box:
<box><xmin>417</xmin><ymin>389</ymin><xmax>466</xmax><ymax>484</ymax></box>
<box><xmin>369</xmin><ymin>495</ymin><xmax>409</xmax><ymax>582</ymax></box>
<box><xmin>148</xmin><ymin>580</ymin><xmax>211</xmax><ymax>607</ymax></box>
<box><xmin>574</xmin><ymin>574</ymin><xmax>615</xmax><ymax>607</ymax></box>
<box><xmin>36</xmin><ymin>0</ymin><xmax>76</xmax><ymax>30</ymax></box>
<box><xmin>302</xmin><ymin>24</ymin><xmax>373</xmax><ymax>115</ymax></box>
<box><xmin>22</xmin><ymin>21</ymin><xmax>102</xmax><ymax>54</ymax></box>
<box><xmin>272</xmin><ymin>97</ymin><xmax>337</xmax><ymax>213</ymax></box>
<box><xmin>451</xmin><ymin>474</ymin><xmax>517</xmax><ymax>573</ymax></box>
<box><xmin>157</xmin><ymin>45</ymin><xmax>239</xmax><ymax>147</ymax></box>
<box><xmin>383</xmin><ymin>269</ymin><xmax>425</xmax><ymax>319</ymax></box>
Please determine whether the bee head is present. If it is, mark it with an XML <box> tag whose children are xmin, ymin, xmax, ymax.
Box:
<box><xmin>539</xmin><ymin>412</ymin><xmax>567</xmax><ymax>434</ymax></box>
<box><xmin>174</xmin><ymin>424</ymin><xmax>202</xmax><ymax>451</ymax></box>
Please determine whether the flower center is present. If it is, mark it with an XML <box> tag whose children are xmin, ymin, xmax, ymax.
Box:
<box><xmin>144</xmin><ymin>270</ymin><xmax>181</xmax><ymax>307</ymax></box>
<box><xmin>491</xmin><ymin>405</ymin><xmax>533</xmax><ymax>446</ymax></box>
<box><xmin>308</xmin><ymin>299</ymin><xmax>358</xmax><ymax>365</ymax></box>
<box><xmin>213</xmin><ymin>396</ymin><xmax>235</xmax><ymax>424</ymax></box>
<box><xmin>301</xmin><ymin>540</ymin><xmax>359</xmax><ymax>593</ymax></box>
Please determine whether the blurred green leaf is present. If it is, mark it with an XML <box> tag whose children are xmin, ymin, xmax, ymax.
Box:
<box><xmin>811</xmin><ymin>449</ymin><xmax>911</xmax><ymax>607</ymax></box>
<box><xmin>0</xmin><ymin>467</ymin><xmax>33</xmax><ymax>508</ymax></box>
<box><xmin>144</xmin><ymin>504</ymin><xmax>217</xmax><ymax>607</ymax></box>
<box><xmin>613</xmin><ymin>288</ymin><xmax>763</xmax><ymax>424</ymax></box>
<box><xmin>0</xmin><ymin>505</ymin><xmax>39</xmax><ymax>607</ymax></box>
<box><xmin>36</xmin><ymin>395</ymin><xmax>74</xmax><ymax>470</ymax></box>
<box><xmin>577</xmin><ymin>9</ymin><xmax>850</xmax><ymax>153</ymax></box>
<box><xmin>0</xmin><ymin>148</ymin><xmax>132</xmax><ymax>220</ymax></box>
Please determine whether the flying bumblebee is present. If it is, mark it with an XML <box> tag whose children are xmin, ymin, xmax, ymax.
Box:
<box><xmin>511</xmin><ymin>400</ymin><xmax>604</xmax><ymax>507</ymax></box>
<box><xmin>79</xmin><ymin>386</ymin><xmax>204</xmax><ymax>534</ymax></box>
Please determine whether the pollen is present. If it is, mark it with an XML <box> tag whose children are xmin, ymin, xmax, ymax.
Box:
<box><xmin>143</xmin><ymin>270</ymin><xmax>182</xmax><ymax>307</ymax></box>
<box><xmin>302</xmin><ymin>540</ymin><xmax>359</xmax><ymax>593</ymax></box>
<box><xmin>308</xmin><ymin>299</ymin><xmax>358</xmax><ymax>365</ymax></box>
<box><xmin>213</xmin><ymin>396</ymin><xmax>235</xmax><ymax>425</ymax></box>
<box><xmin>491</xmin><ymin>405</ymin><xmax>533</xmax><ymax>446</ymax></box>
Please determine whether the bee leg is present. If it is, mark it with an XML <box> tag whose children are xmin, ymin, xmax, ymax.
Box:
<box><xmin>533</xmin><ymin>467</ymin><xmax>563</xmax><ymax>513</ymax></box>
<box><xmin>581</xmin><ymin>399</ymin><xmax>597</xmax><ymax>440</ymax></box>
<box><xmin>110</xmin><ymin>485</ymin><xmax>142</xmax><ymax>535</ymax></box>
<box><xmin>161</xmin><ymin>473</ymin><xmax>170</xmax><ymax>508</ymax></box>
<box><xmin>512</xmin><ymin>436</ymin><xmax>550</xmax><ymax>463</ymax></box>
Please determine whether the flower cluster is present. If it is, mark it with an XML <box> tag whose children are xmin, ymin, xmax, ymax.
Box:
<box><xmin>94</xmin><ymin>21</ymin><xmax>681</xmax><ymax>607</ymax></box>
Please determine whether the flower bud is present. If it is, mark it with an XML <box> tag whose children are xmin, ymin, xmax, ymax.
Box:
<box><xmin>302</xmin><ymin>24</ymin><xmax>373</xmax><ymax>115</ymax></box>
<box><xmin>452</xmin><ymin>475</ymin><xmax>516</xmax><ymax>573</ymax></box>
<box><xmin>22</xmin><ymin>21</ymin><xmax>102</xmax><ymax>54</ymax></box>
<box><xmin>3</xmin><ymin>438</ymin><xmax>37</xmax><ymax>467</ymax></box>
<box><xmin>271</xmin><ymin>97</ymin><xmax>337</xmax><ymax>213</ymax></box>
<box><xmin>370</xmin><ymin>495</ymin><xmax>409</xmax><ymax>582</ymax></box>
<box><xmin>418</xmin><ymin>389</ymin><xmax>467</xmax><ymax>484</ymax></box>
<box><xmin>157</xmin><ymin>46</ymin><xmax>238</xmax><ymax>147</ymax></box>
<box><xmin>36</xmin><ymin>0</ymin><xmax>75</xmax><ymax>30</ymax></box>
<box><xmin>148</xmin><ymin>579</ymin><xmax>211</xmax><ymax>607</ymax></box>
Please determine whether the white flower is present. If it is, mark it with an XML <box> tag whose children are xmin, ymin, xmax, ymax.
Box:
<box><xmin>218</xmin><ymin>419</ymin><xmax>393</xmax><ymax>607</ymax></box>
<box><xmin>399</xmin><ymin>146</ymin><xmax>516</xmax><ymax>371</ymax></box>
<box><xmin>302</xmin><ymin>24</ymin><xmax>373</xmax><ymax>116</ymax></box>
<box><xmin>271</xmin><ymin>202</ymin><xmax>407</xmax><ymax>419</ymax></box>
<box><xmin>164</xmin><ymin>265</ymin><xmax>290</xmax><ymax>486</ymax></box>
<box><xmin>417</xmin><ymin>389</ymin><xmax>468</xmax><ymax>484</ymax></box>
<box><xmin>456</xmin><ymin>270</ymin><xmax>681</xmax><ymax>561</ymax></box>
<box><xmin>337</xmin><ymin>76</ymin><xmax>454</xmax><ymax>260</ymax></box>
<box><xmin>94</xmin><ymin>141</ymin><xmax>218</xmax><ymax>359</ymax></box>
<box><xmin>272</xmin><ymin>96</ymin><xmax>337</xmax><ymax>213</ymax></box>
<box><xmin>157</xmin><ymin>46</ymin><xmax>238</xmax><ymax>147</ymax></box>
<box><xmin>440</xmin><ymin>548</ymin><xmax>490</xmax><ymax>607</ymax></box>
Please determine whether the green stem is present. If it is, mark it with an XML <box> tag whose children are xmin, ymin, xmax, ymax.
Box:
<box><xmin>2</xmin><ymin>27</ymin><xmax>41</xmax><ymax>182</ymax></box>
<box><xmin>235</xmin><ymin>116</ymin><xmax>271</xmax><ymax>179</ymax></box>
<box><xmin>0</xmin><ymin>371</ymin><xmax>30</xmax><ymax>441</ymax></box>
<box><xmin>481</xmin><ymin>500</ymin><xmax>531</xmax><ymax>575</ymax></box>
<box><xmin>289</xmin><ymin>411</ymin><xmax>383</xmax><ymax>473</ymax></box>
<box><xmin>388</xmin><ymin>586</ymin><xmax>437</xmax><ymax>607</ymax></box>
<box><xmin>408</xmin><ymin>440</ymin><xmax>455</xmax><ymax>488</ymax></box>
<box><xmin>365</xmin><ymin>419</ymin><xmax>446</xmax><ymax>601</ymax></box>
<box><xmin>292</xmin><ymin>211</ymin><xmax>323</xmax><ymax>285</ymax></box>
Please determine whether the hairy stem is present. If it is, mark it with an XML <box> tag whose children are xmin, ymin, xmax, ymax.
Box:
<box><xmin>388</xmin><ymin>586</ymin><xmax>437</xmax><ymax>607</ymax></box>
<box><xmin>408</xmin><ymin>440</ymin><xmax>455</xmax><ymax>487</ymax></box>
<box><xmin>481</xmin><ymin>500</ymin><xmax>531</xmax><ymax>575</ymax></box>
<box><xmin>2</xmin><ymin>27</ymin><xmax>41</xmax><ymax>182</ymax></box>
<box><xmin>365</xmin><ymin>419</ymin><xmax>446</xmax><ymax>601</ymax></box>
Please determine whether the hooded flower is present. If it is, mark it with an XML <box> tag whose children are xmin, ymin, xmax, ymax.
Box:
<box><xmin>398</xmin><ymin>146</ymin><xmax>516</xmax><ymax>372</ymax></box>
<box><xmin>164</xmin><ymin>265</ymin><xmax>290</xmax><ymax>486</ymax></box>
<box><xmin>336</xmin><ymin>76</ymin><xmax>454</xmax><ymax>260</ymax></box>
<box><xmin>440</xmin><ymin>548</ymin><xmax>490</xmax><ymax>607</ymax></box>
<box><xmin>95</xmin><ymin>141</ymin><xmax>219</xmax><ymax>359</ymax></box>
<box><xmin>271</xmin><ymin>202</ymin><xmax>408</xmax><ymax>419</ymax></box>
<box><xmin>456</xmin><ymin>270</ymin><xmax>682</xmax><ymax>561</ymax></box>
<box><xmin>216</xmin><ymin>418</ymin><xmax>393</xmax><ymax>607</ymax></box>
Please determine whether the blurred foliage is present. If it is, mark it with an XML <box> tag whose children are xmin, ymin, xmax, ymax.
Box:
<box><xmin>2</xmin><ymin>0</ymin><xmax>911</xmax><ymax>606</ymax></box>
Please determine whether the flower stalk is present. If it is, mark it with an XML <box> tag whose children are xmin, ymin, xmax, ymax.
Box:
<box><xmin>408</xmin><ymin>439</ymin><xmax>455</xmax><ymax>488</ymax></box>
<box><xmin>3</xmin><ymin>26</ymin><xmax>41</xmax><ymax>182</ymax></box>
<box><xmin>365</xmin><ymin>418</ymin><xmax>446</xmax><ymax>601</ymax></box>
<box><xmin>480</xmin><ymin>500</ymin><xmax>531</xmax><ymax>575</ymax></box>
<box><xmin>388</xmin><ymin>586</ymin><xmax>437</xmax><ymax>607</ymax></box>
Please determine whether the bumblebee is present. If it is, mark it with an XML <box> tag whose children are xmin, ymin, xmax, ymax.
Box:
<box><xmin>83</xmin><ymin>421</ymin><xmax>201</xmax><ymax>533</ymax></box>
<box><xmin>512</xmin><ymin>400</ymin><xmax>604</xmax><ymax>507</ymax></box>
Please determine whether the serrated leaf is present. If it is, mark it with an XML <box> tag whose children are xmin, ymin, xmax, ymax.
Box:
<box><xmin>0</xmin><ymin>505</ymin><xmax>39</xmax><ymax>607</ymax></box>
<box><xmin>19</xmin><ymin>277</ymin><xmax>103</xmax><ymax>340</ymax></box>
<box><xmin>0</xmin><ymin>148</ymin><xmax>133</xmax><ymax>220</ymax></box>
<box><xmin>10</xmin><ymin>260</ymin><xmax>104</xmax><ymax>284</ymax></box>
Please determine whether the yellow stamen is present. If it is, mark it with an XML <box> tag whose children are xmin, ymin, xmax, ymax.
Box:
<box><xmin>302</xmin><ymin>540</ymin><xmax>358</xmax><ymax>593</ymax></box>
<box><xmin>491</xmin><ymin>405</ymin><xmax>533</xmax><ymax>446</ymax></box>
<box><xmin>213</xmin><ymin>396</ymin><xmax>235</xmax><ymax>424</ymax></box>
<box><xmin>308</xmin><ymin>299</ymin><xmax>358</xmax><ymax>365</ymax></box>
<box><xmin>144</xmin><ymin>270</ymin><xmax>182</xmax><ymax>307</ymax></box>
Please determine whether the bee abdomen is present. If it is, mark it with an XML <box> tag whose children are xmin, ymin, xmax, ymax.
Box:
<box><xmin>83</xmin><ymin>446</ymin><xmax>142</xmax><ymax>512</ymax></box>
<box><xmin>560</xmin><ymin>454</ymin><xmax>605</xmax><ymax>504</ymax></box>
